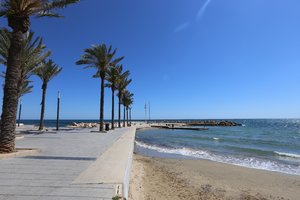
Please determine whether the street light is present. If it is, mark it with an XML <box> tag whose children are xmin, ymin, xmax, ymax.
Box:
<box><xmin>56</xmin><ymin>91</ymin><xmax>60</xmax><ymax>131</ymax></box>
<box><xmin>17</xmin><ymin>98</ymin><xmax>22</xmax><ymax>127</ymax></box>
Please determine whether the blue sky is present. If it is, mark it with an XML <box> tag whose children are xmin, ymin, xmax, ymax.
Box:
<box><xmin>1</xmin><ymin>0</ymin><xmax>300</xmax><ymax>119</ymax></box>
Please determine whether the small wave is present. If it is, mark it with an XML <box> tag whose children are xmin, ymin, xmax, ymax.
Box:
<box><xmin>213</xmin><ymin>137</ymin><xmax>220</xmax><ymax>140</ymax></box>
<box><xmin>136</xmin><ymin>141</ymin><xmax>211</xmax><ymax>157</ymax></box>
<box><xmin>274</xmin><ymin>151</ymin><xmax>300</xmax><ymax>158</ymax></box>
<box><xmin>224</xmin><ymin>145</ymin><xmax>276</xmax><ymax>156</ymax></box>
<box><xmin>242</xmin><ymin>124</ymin><xmax>246</xmax><ymax>127</ymax></box>
<box><xmin>135</xmin><ymin>141</ymin><xmax>300</xmax><ymax>175</ymax></box>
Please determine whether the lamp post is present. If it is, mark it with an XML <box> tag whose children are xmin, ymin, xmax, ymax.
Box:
<box><xmin>144</xmin><ymin>103</ymin><xmax>147</xmax><ymax>124</ymax></box>
<box><xmin>56</xmin><ymin>91</ymin><xmax>60</xmax><ymax>131</ymax></box>
<box><xmin>148</xmin><ymin>101</ymin><xmax>150</xmax><ymax>123</ymax></box>
<box><xmin>17</xmin><ymin>98</ymin><xmax>22</xmax><ymax>127</ymax></box>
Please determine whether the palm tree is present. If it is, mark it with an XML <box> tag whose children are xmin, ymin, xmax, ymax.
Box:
<box><xmin>122</xmin><ymin>90</ymin><xmax>133</xmax><ymax>127</ymax></box>
<box><xmin>123</xmin><ymin>95</ymin><xmax>126</xmax><ymax>127</ymax></box>
<box><xmin>76</xmin><ymin>44</ymin><xmax>123</xmax><ymax>132</ymax></box>
<box><xmin>105</xmin><ymin>65</ymin><xmax>118</xmax><ymax>130</ymax></box>
<box><xmin>128</xmin><ymin>99</ymin><xmax>133</xmax><ymax>126</ymax></box>
<box><xmin>105</xmin><ymin>64</ymin><xmax>129</xmax><ymax>129</ymax></box>
<box><xmin>0</xmin><ymin>0</ymin><xmax>78</xmax><ymax>153</ymax></box>
<box><xmin>34</xmin><ymin>59</ymin><xmax>62</xmax><ymax>131</ymax></box>
<box><xmin>116</xmin><ymin>77</ymin><xmax>131</xmax><ymax>128</ymax></box>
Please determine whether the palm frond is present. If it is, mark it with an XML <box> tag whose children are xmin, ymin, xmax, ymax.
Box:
<box><xmin>122</xmin><ymin>90</ymin><xmax>134</xmax><ymax>107</ymax></box>
<box><xmin>76</xmin><ymin>43</ymin><xmax>124</xmax><ymax>79</ymax></box>
<box><xmin>0</xmin><ymin>28</ymin><xmax>51</xmax><ymax>96</ymax></box>
<box><xmin>36</xmin><ymin>11</ymin><xmax>63</xmax><ymax>18</ymax></box>
<box><xmin>0</xmin><ymin>0</ymin><xmax>79</xmax><ymax>19</ymax></box>
<box><xmin>42</xmin><ymin>0</ymin><xmax>79</xmax><ymax>10</ymax></box>
<box><xmin>34</xmin><ymin>59</ymin><xmax>62</xmax><ymax>84</ymax></box>
<box><xmin>19</xmin><ymin>80</ymin><xmax>33</xmax><ymax>97</ymax></box>
<box><xmin>117</xmin><ymin>77</ymin><xmax>132</xmax><ymax>99</ymax></box>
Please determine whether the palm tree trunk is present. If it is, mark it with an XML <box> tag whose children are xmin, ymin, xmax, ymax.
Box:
<box><xmin>111</xmin><ymin>88</ymin><xmax>115</xmax><ymax>129</ymax></box>
<box><xmin>123</xmin><ymin>105</ymin><xmax>126</xmax><ymax>127</ymax></box>
<box><xmin>118</xmin><ymin>95</ymin><xmax>121</xmax><ymax>128</ymax></box>
<box><xmin>0</xmin><ymin>30</ymin><xmax>23</xmax><ymax>153</ymax></box>
<box><xmin>126</xmin><ymin>107</ymin><xmax>129</xmax><ymax>126</ymax></box>
<box><xmin>39</xmin><ymin>84</ymin><xmax>47</xmax><ymax>131</ymax></box>
<box><xmin>129</xmin><ymin>108</ymin><xmax>132</xmax><ymax>126</ymax></box>
<box><xmin>100</xmin><ymin>76</ymin><xmax>105</xmax><ymax>132</ymax></box>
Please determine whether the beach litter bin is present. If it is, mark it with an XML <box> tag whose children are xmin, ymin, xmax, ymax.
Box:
<box><xmin>105</xmin><ymin>123</ymin><xmax>110</xmax><ymax>131</ymax></box>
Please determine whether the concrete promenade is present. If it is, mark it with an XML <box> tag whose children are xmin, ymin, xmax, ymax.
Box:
<box><xmin>0</xmin><ymin>126</ymin><xmax>136</xmax><ymax>200</ymax></box>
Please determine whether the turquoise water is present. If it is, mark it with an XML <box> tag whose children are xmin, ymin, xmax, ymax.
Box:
<box><xmin>135</xmin><ymin>119</ymin><xmax>300</xmax><ymax>175</ymax></box>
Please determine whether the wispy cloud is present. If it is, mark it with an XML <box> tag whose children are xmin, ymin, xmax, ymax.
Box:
<box><xmin>173</xmin><ymin>0</ymin><xmax>212</xmax><ymax>33</ymax></box>
<box><xmin>196</xmin><ymin>0</ymin><xmax>212</xmax><ymax>21</ymax></box>
<box><xmin>174</xmin><ymin>21</ymin><xmax>191</xmax><ymax>33</ymax></box>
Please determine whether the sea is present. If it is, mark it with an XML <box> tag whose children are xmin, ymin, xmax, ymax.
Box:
<box><xmin>135</xmin><ymin>119</ymin><xmax>300</xmax><ymax>175</ymax></box>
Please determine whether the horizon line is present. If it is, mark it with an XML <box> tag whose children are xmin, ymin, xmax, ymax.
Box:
<box><xmin>18</xmin><ymin>118</ymin><xmax>300</xmax><ymax>120</ymax></box>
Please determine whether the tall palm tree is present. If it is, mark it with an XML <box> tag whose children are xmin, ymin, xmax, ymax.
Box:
<box><xmin>76</xmin><ymin>44</ymin><xmax>123</xmax><ymax>132</ymax></box>
<box><xmin>116</xmin><ymin>77</ymin><xmax>131</xmax><ymax>128</ymax></box>
<box><xmin>0</xmin><ymin>0</ymin><xmax>78</xmax><ymax>153</ymax></box>
<box><xmin>105</xmin><ymin>64</ymin><xmax>129</xmax><ymax>129</ymax></box>
<box><xmin>105</xmin><ymin>65</ymin><xmax>119</xmax><ymax>130</ymax></box>
<box><xmin>34</xmin><ymin>59</ymin><xmax>62</xmax><ymax>131</ymax></box>
<box><xmin>128</xmin><ymin>98</ymin><xmax>133</xmax><ymax>126</ymax></box>
<box><xmin>122</xmin><ymin>90</ymin><xmax>133</xmax><ymax>127</ymax></box>
<box><xmin>123</xmin><ymin>95</ymin><xmax>126</xmax><ymax>127</ymax></box>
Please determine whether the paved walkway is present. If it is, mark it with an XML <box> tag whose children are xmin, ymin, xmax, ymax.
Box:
<box><xmin>0</xmin><ymin>127</ymin><xmax>135</xmax><ymax>200</ymax></box>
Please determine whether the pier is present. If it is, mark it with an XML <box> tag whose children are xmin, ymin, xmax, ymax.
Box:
<box><xmin>151</xmin><ymin>125</ymin><xmax>209</xmax><ymax>131</ymax></box>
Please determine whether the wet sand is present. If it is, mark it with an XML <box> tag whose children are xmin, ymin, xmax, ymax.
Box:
<box><xmin>129</xmin><ymin>154</ymin><xmax>300</xmax><ymax>200</ymax></box>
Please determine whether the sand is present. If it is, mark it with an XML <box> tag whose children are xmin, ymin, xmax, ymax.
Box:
<box><xmin>129</xmin><ymin>154</ymin><xmax>300</xmax><ymax>200</ymax></box>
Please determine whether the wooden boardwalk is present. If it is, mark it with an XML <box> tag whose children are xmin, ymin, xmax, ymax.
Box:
<box><xmin>0</xmin><ymin>127</ymin><xmax>136</xmax><ymax>200</ymax></box>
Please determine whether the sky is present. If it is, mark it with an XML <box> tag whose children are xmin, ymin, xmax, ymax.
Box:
<box><xmin>1</xmin><ymin>0</ymin><xmax>300</xmax><ymax>120</ymax></box>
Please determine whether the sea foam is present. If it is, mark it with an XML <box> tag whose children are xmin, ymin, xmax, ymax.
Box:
<box><xmin>135</xmin><ymin>141</ymin><xmax>300</xmax><ymax>175</ymax></box>
<box><xmin>274</xmin><ymin>151</ymin><xmax>300</xmax><ymax>158</ymax></box>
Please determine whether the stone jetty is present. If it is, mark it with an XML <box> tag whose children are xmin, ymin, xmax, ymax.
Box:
<box><xmin>186</xmin><ymin>120</ymin><xmax>242</xmax><ymax>127</ymax></box>
<box><xmin>68</xmin><ymin>122</ymin><xmax>98</xmax><ymax>128</ymax></box>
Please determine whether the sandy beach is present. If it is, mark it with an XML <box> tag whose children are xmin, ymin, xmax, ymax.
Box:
<box><xmin>129</xmin><ymin>154</ymin><xmax>300</xmax><ymax>200</ymax></box>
